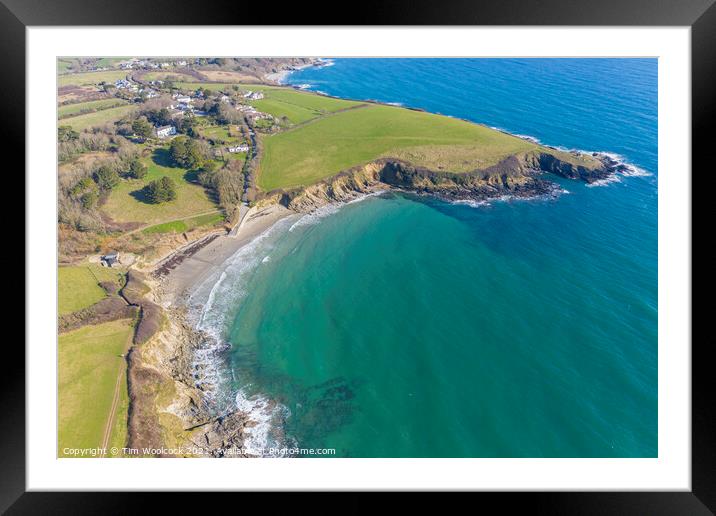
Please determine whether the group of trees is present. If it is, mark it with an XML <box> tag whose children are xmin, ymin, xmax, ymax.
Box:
<box><xmin>169</xmin><ymin>135</ymin><xmax>211</xmax><ymax>169</ymax></box>
<box><xmin>144</xmin><ymin>176</ymin><xmax>177</xmax><ymax>204</ymax></box>
<box><xmin>60</xmin><ymin>147</ymin><xmax>147</xmax><ymax>226</ymax></box>
<box><xmin>198</xmin><ymin>159</ymin><xmax>243</xmax><ymax>214</ymax></box>
<box><xmin>58</xmin><ymin>126</ymin><xmax>120</xmax><ymax>163</ymax></box>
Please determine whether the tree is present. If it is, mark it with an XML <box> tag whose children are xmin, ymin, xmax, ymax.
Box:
<box><xmin>93</xmin><ymin>165</ymin><xmax>120</xmax><ymax>191</ymax></box>
<box><xmin>131</xmin><ymin>116</ymin><xmax>153</xmax><ymax>139</ymax></box>
<box><xmin>127</xmin><ymin>157</ymin><xmax>147</xmax><ymax>179</ymax></box>
<box><xmin>145</xmin><ymin>176</ymin><xmax>177</xmax><ymax>203</ymax></box>
<box><xmin>145</xmin><ymin>108</ymin><xmax>172</xmax><ymax>127</ymax></box>
<box><xmin>80</xmin><ymin>191</ymin><xmax>98</xmax><ymax>209</ymax></box>
<box><xmin>58</xmin><ymin>126</ymin><xmax>79</xmax><ymax>142</ymax></box>
<box><xmin>176</xmin><ymin>114</ymin><xmax>197</xmax><ymax>136</ymax></box>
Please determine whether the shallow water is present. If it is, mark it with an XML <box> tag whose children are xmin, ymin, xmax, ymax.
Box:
<box><xmin>203</xmin><ymin>58</ymin><xmax>657</xmax><ymax>457</ymax></box>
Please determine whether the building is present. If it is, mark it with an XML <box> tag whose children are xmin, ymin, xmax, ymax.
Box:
<box><xmin>228</xmin><ymin>144</ymin><xmax>249</xmax><ymax>153</ymax></box>
<box><xmin>173</xmin><ymin>94</ymin><xmax>192</xmax><ymax>104</ymax></box>
<box><xmin>155</xmin><ymin>125</ymin><xmax>177</xmax><ymax>138</ymax></box>
<box><xmin>100</xmin><ymin>252</ymin><xmax>120</xmax><ymax>267</ymax></box>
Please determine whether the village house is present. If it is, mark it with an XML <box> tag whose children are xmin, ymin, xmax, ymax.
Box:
<box><xmin>172</xmin><ymin>94</ymin><xmax>192</xmax><ymax>104</ymax></box>
<box><xmin>228</xmin><ymin>144</ymin><xmax>249</xmax><ymax>153</ymax></box>
<box><xmin>155</xmin><ymin>125</ymin><xmax>177</xmax><ymax>138</ymax></box>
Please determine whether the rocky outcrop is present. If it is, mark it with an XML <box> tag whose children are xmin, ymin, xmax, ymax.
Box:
<box><xmin>266</xmin><ymin>150</ymin><xmax>617</xmax><ymax>214</ymax></box>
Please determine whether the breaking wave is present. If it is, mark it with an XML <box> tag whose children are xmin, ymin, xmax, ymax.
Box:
<box><xmin>185</xmin><ymin>217</ymin><xmax>297</xmax><ymax>455</ymax></box>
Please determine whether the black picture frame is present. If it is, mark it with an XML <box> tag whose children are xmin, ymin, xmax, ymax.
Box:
<box><xmin>8</xmin><ymin>0</ymin><xmax>710</xmax><ymax>511</ymax></box>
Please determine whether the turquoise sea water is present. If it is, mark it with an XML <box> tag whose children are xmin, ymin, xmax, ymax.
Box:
<box><xmin>199</xmin><ymin>59</ymin><xmax>658</xmax><ymax>457</ymax></box>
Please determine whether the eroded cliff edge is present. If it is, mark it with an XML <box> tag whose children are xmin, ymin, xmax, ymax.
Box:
<box><xmin>259</xmin><ymin>149</ymin><xmax>624</xmax><ymax>213</ymax></box>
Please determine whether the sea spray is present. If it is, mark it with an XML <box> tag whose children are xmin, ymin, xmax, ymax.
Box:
<box><xmin>185</xmin><ymin>216</ymin><xmax>298</xmax><ymax>454</ymax></box>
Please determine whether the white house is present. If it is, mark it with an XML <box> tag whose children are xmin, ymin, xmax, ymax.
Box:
<box><xmin>155</xmin><ymin>125</ymin><xmax>177</xmax><ymax>138</ymax></box>
<box><xmin>228</xmin><ymin>144</ymin><xmax>249</xmax><ymax>153</ymax></box>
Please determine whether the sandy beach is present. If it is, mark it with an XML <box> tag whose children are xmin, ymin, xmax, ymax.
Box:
<box><xmin>153</xmin><ymin>203</ymin><xmax>295</xmax><ymax>306</ymax></box>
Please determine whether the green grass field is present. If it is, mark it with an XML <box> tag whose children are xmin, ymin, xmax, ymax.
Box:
<box><xmin>61</xmin><ymin>105</ymin><xmax>137</xmax><ymax>131</ymax></box>
<box><xmin>58</xmin><ymin>265</ymin><xmax>125</xmax><ymax>315</ymax></box>
<box><xmin>58</xmin><ymin>59</ymin><xmax>75</xmax><ymax>74</ymax></box>
<box><xmin>247</xmin><ymin>87</ymin><xmax>363</xmax><ymax>124</ymax></box>
<box><xmin>142</xmin><ymin>211</ymin><xmax>224</xmax><ymax>234</ymax></box>
<box><xmin>58</xmin><ymin>319</ymin><xmax>134</xmax><ymax>456</ymax></box>
<box><xmin>58</xmin><ymin>70</ymin><xmax>130</xmax><ymax>87</ymax></box>
<box><xmin>102</xmin><ymin>147</ymin><xmax>217</xmax><ymax>225</ymax></box>
<box><xmin>258</xmin><ymin>104</ymin><xmax>540</xmax><ymax>191</ymax></box>
<box><xmin>198</xmin><ymin>125</ymin><xmax>243</xmax><ymax>144</ymax></box>
<box><xmin>58</xmin><ymin>98</ymin><xmax>128</xmax><ymax>119</ymax></box>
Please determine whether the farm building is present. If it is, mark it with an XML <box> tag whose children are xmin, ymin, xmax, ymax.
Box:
<box><xmin>100</xmin><ymin>252</ymin><xmax>120</xmax><ymax>267</ymax></box>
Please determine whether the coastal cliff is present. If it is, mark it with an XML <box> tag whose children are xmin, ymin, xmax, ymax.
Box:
<box><xmin>264</xmin><ymin>149</ymin><xmax>622</xmax><ymax>213</ymax></box>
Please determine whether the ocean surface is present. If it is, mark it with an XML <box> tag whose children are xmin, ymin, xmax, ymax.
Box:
<box><xmin>193</xmin><ymin>59</ymin><xmax>658</xmax><ymax>457</ymax></box>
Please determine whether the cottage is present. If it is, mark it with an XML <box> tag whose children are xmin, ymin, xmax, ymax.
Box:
<box><xmin>228</xmin><ymin>144</ymin><xmax>249</xmax><ymax>153</ymax></box>
<box><xmin>100</xmin><ymin>252</ymin><xmax>120</xmax><ymax>268</ymax></box>
<box><xmin>155</xmin><ymin>125</ymin><xmax>177</xmax><ymax>138</ymax></box>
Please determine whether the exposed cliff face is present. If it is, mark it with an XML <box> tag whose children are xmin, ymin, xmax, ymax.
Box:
<box><xmin>269</xmin><ymin>150</ymin><xmax>617</xmax><ymax>213</ymax></box>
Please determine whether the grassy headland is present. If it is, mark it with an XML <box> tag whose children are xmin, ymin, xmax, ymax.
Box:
<box><xmin>258</xmin><ymin>104</ymin><xmax>540</xmax><ymax>190</ymax></box>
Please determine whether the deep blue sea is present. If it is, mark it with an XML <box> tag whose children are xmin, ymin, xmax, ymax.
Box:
<box><xmin>198</xmin><ymin>59</ymin><xmax>658</xmax><ymax>457</ymax></box>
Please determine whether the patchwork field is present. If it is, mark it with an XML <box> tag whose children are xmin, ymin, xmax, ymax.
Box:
<box><xmin>258</xmin><ymin>104</ymin><xmax>540</xmax><ymax>191</ymax></box>
<box><xmin>58</xmin><ymin>319</ymin><xmax>134</xmax><ymax>456</ymax></box>
<box><xmin>58</xmin><ymin>98</ymin><xmax>128</xmax><ymax>119</ymax></box>
<box><xmin>102</xmin><ymin>148</ymin><xmax>217</xmax><ymax>225</ymax></box>
<box><xmin>142</xmin><ymin>71</ymin><xmax>198</xmax><ymax>82</ymax></box>
<box><xmin>93</xmin><ymin>57</ymin><xmax>132</xmax><ymax>68</ymax></box>
<box><xmin>58</xmin><ymin>265</ymin><xmax>125</xmax><ymax>315</ymax></box>
<box><xmin>61</xmin><ymin>105</ymin><xmax>138</xmax><ymax>131</ymax></box>
<box><xmin>58</xmin><ymin>70</ymin><xmax>130</xmax><ymax>87</ymax></box>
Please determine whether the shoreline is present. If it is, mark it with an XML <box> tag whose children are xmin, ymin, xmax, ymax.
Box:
<box><xmin>138</xmin><ymin>202</ymin><xmax>295</xmax><ymax>456</ymax></box>
<box><xmin>152</xmin><ymin>203</ymin><xmax>294</xmax><ymax>307</ymax></box>
<box><xmin>264</xmin><ymin>58</ymin><xmax>332</xmax><ymax>85</ymax></box>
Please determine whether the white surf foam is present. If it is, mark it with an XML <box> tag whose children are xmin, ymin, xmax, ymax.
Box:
<box><xmin>288</xmin><ymin>190</ymin><xmax>387</xmax><ymax>232</ymax></box>
<box><xmin>184</xmin><ymin>217</ymin><xmax>296</xmax><ymax>419</ymax></box>
<box><xmin>234</xmin><ymin>389</ymin><xmax>294</xmax><ymax>457</ymax></box>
